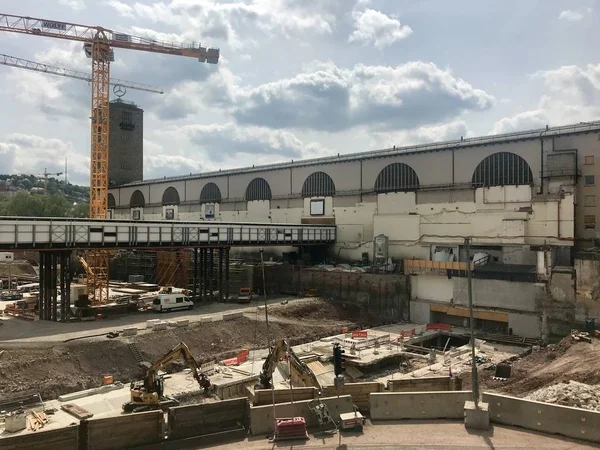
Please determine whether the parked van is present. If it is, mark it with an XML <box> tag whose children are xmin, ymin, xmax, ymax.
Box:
<box><xmin>152</xmin><ymin>293</ymin><xmax>194</xmax><ymax>312</ymax></box>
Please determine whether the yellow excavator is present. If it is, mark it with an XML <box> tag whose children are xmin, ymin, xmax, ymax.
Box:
<box><xmin>123</xmin><ymin>342</ymin><xmax>212</xmax><ymax>413</ymax></box>
<box><xmin>257</xmin><ymin>339</ymin><xmax>321</xmax><ymax>390</ymax></box>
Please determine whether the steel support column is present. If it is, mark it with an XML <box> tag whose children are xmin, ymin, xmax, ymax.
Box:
<box><xmin>208</xmin><ymin>248</ymin><xmax>214</xmax><ymax>300</ymax></box>
<box><xmin>192</xmin><ymin>248</ymin><xmax>198</xmax><ymax>298</ymax></box>
<box><xmin>60</xmin><ymin>251</ymin><xmax>72</xmax><ymax>322</ymax></box>
<box><xmin>38</xmin><ymin>251</ymin><xmax>65</xmax><ymax>322</ymax></box>
<box><xmin>217</xmin><ymin>247</ymin><xmax>223</xmax><ymax>302</ymax></box>
<box><xmin>225</xmin><ymin>247</ymin><xmax>230</xmax><ymax>302</ymax></box>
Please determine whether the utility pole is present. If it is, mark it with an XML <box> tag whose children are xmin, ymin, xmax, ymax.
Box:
<box><xmin>465</xmin><ymin>237</ymin><xmax>479</xmax><ymax>406</ymax></box>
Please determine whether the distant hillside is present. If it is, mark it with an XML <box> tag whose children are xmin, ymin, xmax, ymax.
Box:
<box><xmin>0</xmin><ymin>174</ymin><xmax>89</xmax><ymax>218</ymax></box>
<box><xmin>0</xmin><ymin>174</ymin><xmax>89</xmax><ymax>203</ymax></box>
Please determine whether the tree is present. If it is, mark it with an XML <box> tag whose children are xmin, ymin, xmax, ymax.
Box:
<box><xmin>71</xmin><ymin>202</ymin><xmax>90</xmax><ymax>218</ymax></box>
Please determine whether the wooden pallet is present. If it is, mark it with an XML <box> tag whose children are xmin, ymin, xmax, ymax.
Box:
<box><xmin>61</xmin><ymin>403</ymin><xmax>93</xmax><ymax>420</ymax></box>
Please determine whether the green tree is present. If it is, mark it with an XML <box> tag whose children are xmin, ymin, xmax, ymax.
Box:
<box><xmin>4</xmin><ymin>193</ymin><xmax>44</xmax><ymax>216</ymax></box>
<box><xmin>71</xmin><ymin>202</ymin><xmax>90</xmax><ymax>218</ymax></box>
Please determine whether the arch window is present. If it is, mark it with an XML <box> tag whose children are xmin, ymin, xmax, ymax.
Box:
<box><xmin>374</xmin><ymin>163</ymin><xmax>420</xmax><ymax>193</ymax></box>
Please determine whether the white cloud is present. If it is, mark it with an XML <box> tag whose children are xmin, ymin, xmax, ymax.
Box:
<box><xmin>0</xmin><ymin>134</ymin><xmax>88</xmax><ymax>184</ymax></box>
<box><xmin>370</xmin><ymin>120</ymin><xmax>470</xmax><ymax>148</ymax></box>
<box><xmin>491</xmin><ymin>63</ymin><xmax>600</xmax><ymax>134</ymax></box>
<box><xmin>231</xmin><ymin>61</ymin><xmax>494</xmax><ymax>131</ymax></box>
<box><xmin>530</xmin><ymin>63</ymin><xmax>600</xmax><ymax>105</ymax></box>
<box><xmin>107</xmin><ymin>0</ymin><xmax>350</xmax><ymax>49</ymax></box>
<box><xmin>348</xmin><ymin>9</ymin><xmax>412</xmax><ymax>48</ymax></box>
<box><xmin>58</xmin><ymin>0</ymin><xmax>85</xmax><ymax>10</ymax></box>
<box><xmin>558</xmin><ymin>10</ymin><xmax>585</xmax><ymax>21</ymax></box>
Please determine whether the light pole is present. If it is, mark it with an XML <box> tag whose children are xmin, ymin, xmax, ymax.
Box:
<box><xmin>465</xmin><ymin>237</ymin><xmax>479</xmax><ymax>406</ymax></box>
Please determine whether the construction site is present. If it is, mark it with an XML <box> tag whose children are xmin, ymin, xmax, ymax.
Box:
<box><xmin>1</xmin><ymin>8</ymin><xmax>600</xmax><ymax>450</ymax></box>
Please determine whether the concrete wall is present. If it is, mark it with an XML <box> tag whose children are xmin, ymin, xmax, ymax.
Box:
<box><xmin>575</xmin><ymin>257</ymin><xmax>600</xmax><ymax>299</ymax></box>
<box><xmin>410</xmin><ymin>299</ymin><xmax>431</xmax><ymax>323</ymax></box>
<box><xmin>484</xmin><ymin>392</ymin><xmax>600</xmax><ymax>444</ymax></box>
<box><xmin>508</xmin><ymin>313</ymin><xmax>542</xmax><ymax>338</ymax></box>
<box><xmin>249</xmin><ymin>395</ymin><xmax>354</xmax><ymax>435</ymax></box>
<box><xmin>253</xmin><ymin>387</ymin><xmax>317</xmax><ymax>406</ymax></box>
<box><xmin>370</xmin><ymin>391</ymin><xmax>472</xmax><ymax>420</ymax></box>
<box><xmin>411</xmin><ymin>275</ymin><xmax>453</xmax><ymax>302</ymax></box>
<box><xmin>1</xmin><ymin>425</ymin><xmax>78</xmax><ymax>450</ymax></box>
<box><xmin>453</xmin><ymin>278</ymin><xmax>541</xmax><ymax>313</ymax></box>
<box><xmin>108</xmin><ymin>101</ymin><xmax>143</xmax><ymax>186</ymax></box>
<box><xmin>321</xmin><ymin>382</ymin><xmax>383</xmax><ymax>411</ymax></box>
<box><xmin>84</xmin><ymin>410</ymin><xmax>162</xmax><ymax>450</ymax></box>
<box><xmin>168</xmin><ymin>398</ymin><xmax>249</xmax><ymax>439</ymax></box>
<box><xmin>387</xmin><ymin>376</ymin><xmax>462</xmax><ymax>392</ymax></box>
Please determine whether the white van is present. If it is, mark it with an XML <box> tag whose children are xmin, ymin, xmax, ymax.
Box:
<box><xmin>152</xmin><ymin>293</ymin><xmax>194</xmax><ymax>312</ymax></box>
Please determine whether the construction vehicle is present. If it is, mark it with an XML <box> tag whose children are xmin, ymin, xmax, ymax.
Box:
<box><xmin>257</xmin><ymin>339</ymin><xmax>321</xmax><ymax>390</ymax></box>
<box><xmin>237</xmin><ymin>287</ymin><xmax>253</xmax><ymax>303</ymax></box>
<box><xmin>123</xmin><ymin>342</ymin><xmax>212</xmax><ymax>413</ymax></box>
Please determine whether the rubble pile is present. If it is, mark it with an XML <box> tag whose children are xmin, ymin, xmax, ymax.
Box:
<box><xmin>527</xmin><ymin>380</ymin><xmax>600</xmax><ymax>411</ymax></box>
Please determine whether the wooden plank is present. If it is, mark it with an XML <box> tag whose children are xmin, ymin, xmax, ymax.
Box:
<box><xmin>0</xmin><ymin>426</ymin><xmax>78</xmax><ymax>450</ymax></box>
<box><xmin>61</xmin><ymin>403</ymin><xmax>93</xmax><ymax>420</ymax></box>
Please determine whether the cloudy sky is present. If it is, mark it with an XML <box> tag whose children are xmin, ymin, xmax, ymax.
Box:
<box><xmin>0</xmin><ymin>0</ymin><xmax>599</xmax><ymax>185</ymax></box>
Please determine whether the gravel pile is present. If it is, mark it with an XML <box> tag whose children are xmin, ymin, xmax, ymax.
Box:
<box><xmin>527</xmin><ymin>380</ymin><xmax>600</xmax><ymax>411</ymax></box>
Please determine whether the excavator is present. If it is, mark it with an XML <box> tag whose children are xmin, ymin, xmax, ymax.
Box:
<box><xmin>123</xmin><ymin>342</ymin><xmax>213</xmax><ymax>413</ymax></box>
<box><xmin>257</xmin><ymin>339</ymin><xmax>322</xmax><ymax>390</ymax></box>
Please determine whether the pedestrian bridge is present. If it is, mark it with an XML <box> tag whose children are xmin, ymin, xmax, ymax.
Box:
<box><xmin>0</xmin><ymin>217</ymin><xmax>336</xmax><ymax>250</ymax></box>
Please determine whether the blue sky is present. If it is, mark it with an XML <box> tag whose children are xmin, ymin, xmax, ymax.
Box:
<box><xmin>0</xmin><ymin>0</ymin><xmax>598</xmax><ymax>185</ymax></box>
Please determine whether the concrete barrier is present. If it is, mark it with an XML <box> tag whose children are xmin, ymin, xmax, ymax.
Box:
<box><xmin>484</xmin><ymin>392</ymin><xmax>600</xmax><ymax>444</ymax></box>
<box><xmin>249</xmin><ymin>395</ymin><xmax>354</xmax><ymax>435</ymax></box>
<box><xmin>0</xmin><ymin>425</ymin><xmax>79</xmax><ymax>450</ymax></box>
<box><xmin>83</xmin><ymin>410</ymin><xmax>163</xmax><ymax>450</ymax></box>
<box><xmin>146</xmin><ymin>319</ymin><xmax>161</xmax><ymax>329</ymax></box>
<box><xmin>370</xmin><ymin>391</ymin><xmax>472</xmax><ymax>421</ymax></box>
<box><xmin>253</xmin><ymin>387</ymin><xmax>317</xmax><ymax>406</ymax></box>
<box><xmin>387</xmin><ymin>376</ymin><xmax>462</xmax><ymax>392</ymax></box>
<box><xmin>168</xmin><ymin>398</ymin><xmax>249</xmax><ymax>440</ymax></box>
<box><xmin>121</xmin><ymin>327</ymin><xmax>138</xmax><ymax>336</ymax></box>
<box><xmin>153</xmin><ymin>322</ymin><xmax>168</xmax><ymax>331</ymax></box>
<box><xmin>223</xmin><ymin>312</ymin><xmax>243</xmax><ymax>321</ymax></box>
<box><xmin>200</xmin><ymin>316</ymin><xmax>213</xmax><ymax>323</ymax></box>
<box><xmin>177</xmin><ymin>319</ymin><xmax>189</xmax><ymax>327</ymax></box>
<box><xmin>322</xmin><ymin>382</ymin><xmax>383</xmax><ymax>411</ymax></box>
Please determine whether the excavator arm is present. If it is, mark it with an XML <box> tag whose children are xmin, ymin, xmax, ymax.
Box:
<box><xmin>257</xmin><ymin>339</ymin><xmax>321</xmax><ymax>390</ymax></box>
<box><xmin>143</xmin><ymin>342</ymin><xmax>211</xmax><ymax>394</ymax></box>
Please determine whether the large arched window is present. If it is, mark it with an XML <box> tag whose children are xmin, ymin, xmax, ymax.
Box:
<box><xmin>108</xmin><ymin>193</ymin><xmax>116</xmax><ymax>208</ymax></box>
<box><xmin>301</xmin><ymin>171</ymin><xmax>335</xmax><ymax>197</ymax></box>
<box><xmin>130</xmin><ymin>190</ymin><xmax>145</xmax><ymax>208</ymax></box>
<box><xmin>374</xmin><ymin>163</ymin><xmax>420</xmax><ymax>193</ymax></box>
<box><xmin>200</xmin><ymin>182</ymin><xmax>222</xmax><ymax>203</ymax></box>
<box><xmin>472</xmin><ymin>152</ymin><xmax>533</xmax><ymax>187</ymax></box>
<box><xmin>245</xmin><ymin>178</ymin><xmax>272</xmax><ymax>201</ymax></box>
<box><xmin>161</xmin><ymin>186</ymin><xmax>181</xmax><ymax>205</ymax></box>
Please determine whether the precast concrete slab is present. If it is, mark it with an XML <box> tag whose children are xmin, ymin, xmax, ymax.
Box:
<box><xmin>464</xmin><ymin>400</ymin><xmax>490</xmax><ymax>430</ymax></box>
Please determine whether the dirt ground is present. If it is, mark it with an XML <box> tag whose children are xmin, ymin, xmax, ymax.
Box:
<box><xmin>0</xmin><ymin>298</ymin><xmax>364</xmax><ymax>401</ymax></box>
<box><xmin>463</xmin><ymin>335</ymin><xmax>600</xmax><ymax>397</ymax></box>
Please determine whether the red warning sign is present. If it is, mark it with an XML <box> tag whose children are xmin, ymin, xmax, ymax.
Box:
<box><xmin>351</xmin><ymin>331</ymin><xmax>368</xmax><ymax>339</ymax></box>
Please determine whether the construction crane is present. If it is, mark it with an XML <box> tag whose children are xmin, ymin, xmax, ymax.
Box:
<box><xmin>0</xmin><ymin>53</ymin><xmax>164</xmax><ymax>94</ymax></box>
<box><xmin>36</xmin><ymin>168</ymin><xmax>63</xmax><ymax>194</ymax></box>
<box><xmin>0</xmin><ymin>14</ymin><xmax>219</xmax><ymax>306</ymax></box>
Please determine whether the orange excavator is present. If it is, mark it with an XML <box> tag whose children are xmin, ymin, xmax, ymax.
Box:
<box><xmin>123</xmin><ymin>342</ymin><xmax>212</xmax><ymax>413</ymax></box>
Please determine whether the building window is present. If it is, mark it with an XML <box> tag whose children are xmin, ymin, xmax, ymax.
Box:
<box><xmin>585</xmin><ymin>195</ymin><xmax>596</xmax><ymax>207</ymax></box>
<box><xmin>585</xmin><ymin>175</ymin><xmax>595</xmax><ymax>186</ymax></box>
<box><xmin>132</xmin><ymin>210</ymin><xmax>140</xmax><ymax>220</ymax></box>
<box><xmin>584</xmin><ymin>215</ymin><xmax>596</xmax><ymax>229</ymax></box>
<box><xmin>310</xmin><ymin>199</ymin><xmax>325</xmax><ymax>216</ymax></box>
<box><xmin>165</xmin><ymin>208</ymin><xmax>175</xmax><ymax>220</ymax></box>
<box><xmin>122</xmin><ymin>111</ymin><xmax>132</xmax><ymax>124</ymax></box>
<box><xmin>205</xmin><ymin>203</ymin><xmax>215</xmax><ymax>219</ymax></box>
<box><xmin>585</xmin><ymin>155</ymin><xmax>595</xmax><ymax>165</ymax></box>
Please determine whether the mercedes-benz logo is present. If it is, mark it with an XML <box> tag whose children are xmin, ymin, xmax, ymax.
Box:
<box><xmin>113</xmin><ymin>84</ymin><xmax>127</xmax><ymax>98</ymax></box>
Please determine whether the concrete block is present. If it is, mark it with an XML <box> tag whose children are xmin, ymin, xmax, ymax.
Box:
<box><xmin>370</xmin><ymin>391</ymin><xmax>472</xmax><ymax>420</ymax></box>
<box><xmin>483</xmin><ymin>392</ymin><xmax>600</xmax><ymax>444</ymax></box>
<box><xmin>464</xmin><ymin>401</ymin><xmax>490</xmax><ymax>430</ymax></box>
<box><xmin>200</xmin><ymin>316</ymin><xmax>213</xmax><ymax>323</ymax></box>
<box><xmin>122</xmin><ymin>327</ymin><xmax>137</xmax><ymax>336</ymax></box>
<box><xmin>5</xmin><ymin>412</ymin><xmax>26</xmax><ymax>432</ymax></box>
<box><xmin>167</xmin><ymin>320</ymin><xmax>177</xmax><ymax>327</ymax></box>
<box><xmin>223</xmin><ymin>312</ymin><xmax>243</xmax><ymax>321</ymax></box>
<box><xmin>146</xmin><ymin>319</ymin><xmax>160</xmax><ymax>329</ymax></box>
<box><xmin>250</xmin><ymin>395</ymin><xmax>354</xmax><ymax>435</ymax></box>
<box><xmin>153</xmin><ymin>322</ymin><xmax>168</xmax><ymax>331</ymax></box>
<box><xmin>177</xmin><ymin>319</ymin><xmax>189</xmax><ymax>327</ymax></box>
